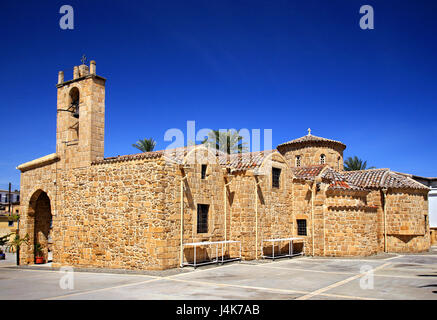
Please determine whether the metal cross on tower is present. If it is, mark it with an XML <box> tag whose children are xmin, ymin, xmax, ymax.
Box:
<box><xmin>81</xmin><ymin>54</ymin><xmax>87</xmax><ymax>65</ymax></box>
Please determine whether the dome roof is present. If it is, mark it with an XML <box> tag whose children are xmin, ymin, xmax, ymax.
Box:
<box><xmin>277</xmin><ymin>129</ymin><xmax>346</xmax><ymax>150</ymax></box>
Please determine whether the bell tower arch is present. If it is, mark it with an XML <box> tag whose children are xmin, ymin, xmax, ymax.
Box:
<box><xmin>56</xmin><ymin>59</ymin><xmax>106</xmax><ymax>168</ymax></box>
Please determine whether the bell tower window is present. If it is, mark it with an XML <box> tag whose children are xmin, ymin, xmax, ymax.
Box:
<box><xmin>320</xmin><ymin>154</ymin><xmax>326</xmax><ymax>165</ymax></box>
<box><xmin>69</xmin><ymin>87</ymin><xmax>80</xmax><ymax>119</ymax></box>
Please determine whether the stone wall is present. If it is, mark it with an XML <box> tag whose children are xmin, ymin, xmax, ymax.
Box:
<box><xmin>227</xmin><ymin>156</ymin><xmax>296</xmax><ymax>260</ymax></box>
<box><xmin>290</xmin><ymin>180</ymin><xmax>313</xmax><ymax>256</ymax></box>
<box><xmin>54</xmin><ymin>158</ymin><xmax>172</xmax><ymax>270</ymax></box>
<box><xmin>386</xmin><ymin>189</ymin><xmax>427</xmax><ymax>235</ymax></box>
<box><xmin>18</xmin><ymin>152</ymin><xmax>431</xmax><ymax>270</ymax></box>
<box><xmin>324</xmin><ymin>207</ymin><xmax>378</xmax><ymax>256</ymax></box>
<box><xmin>366</xmin><ymin>190</ymin><xmax>385</xmax><ymax>253</ymax></box>
<box><xmin>19</xmin><ymin>161</ymin><xmax>58</xmax><ymax>264</ymax></box>
<box><xmin>19</xmin><ymin>156</ymin><xmax>174</xmax><ymax>270</ymax></box>
<box><xmin>160</xmin><ymin>156</ymin><xmax>228</xmax><ymax>268</ymax></box>
<box><xmin>386</xmin><ymin>189</ymin><xmax>430</xmax><ymax>253</ymax></box>
<box><xmin>322</xmin><ymin>189</ymin><xmax>378</xmax><ymax>256</ymax></box>
<box><xmin>56</xmin><ymin>75</ymin><xmax>105</xmax><ymax>170</ymax></box>
<box><xmin>430</xmin><ymin>227</ymin><xmax>437</xmax><ymax>245</ymax></box>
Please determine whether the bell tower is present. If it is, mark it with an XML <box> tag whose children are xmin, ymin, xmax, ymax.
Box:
<box><xmin>56</xmin><ymin>59</ymin><xmax>106</xmax><ymax>168</ymax></box>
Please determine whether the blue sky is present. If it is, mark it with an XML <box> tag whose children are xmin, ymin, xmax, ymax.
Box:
<box><xmin>1</xmin><ymin>0</ymin><xmax>436</xmax><ymax>190</ymax></box>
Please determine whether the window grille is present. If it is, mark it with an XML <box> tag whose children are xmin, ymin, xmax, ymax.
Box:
<box><xmin>197</xmin><ymin>204</ymin><xmax>209</xmax><ymax>233</ymax></box>
<box><xmin>272</xmin><ymin>167</ymin><xmax>281</xmax><ymax>188</ymax></box>
<box><xmin>297</xmin><ymin>219</ymin><xmax>307</xmax><ymax>236</ymax></box>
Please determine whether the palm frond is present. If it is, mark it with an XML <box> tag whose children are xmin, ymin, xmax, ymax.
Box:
<box><xmin>344</xmin><ymin>156</ymin><xmax>372</xmax><ymax>171</ymax></box>
<box><xmin>203</xmin><ymin>129</ymin><xmax>248</xmax><ymax>154</ymax></box>
<box><xmin>132</xmin><ymin>138</ymin><xmax>156</xmax><ymax>152</ymax></box>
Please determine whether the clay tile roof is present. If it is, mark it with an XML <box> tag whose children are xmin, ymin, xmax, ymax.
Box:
<box><xmin>342</xmin><ymin>169</ymin><xmax>429</xmax><ymax>190</ymax></box>
<box><xmin>384</xmin><ymin>171</ymin><xmax>430</xmax><ymax>190</ymax></box>
<box><xmin>321</xmin><ymin>167</ymin><xmax>366</xmax><ymax>191</ymax></box>
<box><xmin>277</xmin><ymin>133</ymin><xmax>346</xmax><ymax>150</ymax></box>
<box><xmin>223</xmin><ymin>150</ymin><xmax>276</xmax><ymax>172</ymax></box>
<box><xmin>291</xmin><ymin>164</ymin><xmax>326</xmax><ymax>180</ymax></box>
<box><xmin>93</xmin><ymin>145</ymin><xmax>262</xmax><ymax>168</ymax></box>
<box><xmin>92</xmin><ymin>150</ymin><xmax>164</xmax><ymax>164</ymax></box>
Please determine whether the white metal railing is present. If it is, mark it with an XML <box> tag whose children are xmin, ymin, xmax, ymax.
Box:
<box><xmin>261</xmin><ymin>237</ymin><xmax>304</xmax><ymax>260</ymax></box>
<box><xmin>181</xmin><ymin>240</ymin><xmax>241</xmax><ymax>268</ymax></box>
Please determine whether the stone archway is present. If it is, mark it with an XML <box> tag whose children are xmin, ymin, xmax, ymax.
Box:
<box><xmin>28</xmin><ymin>190</ymin><xmax>52</xmax><ymax>264</ymax></box>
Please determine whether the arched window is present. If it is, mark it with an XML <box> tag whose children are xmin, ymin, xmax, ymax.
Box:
<box><xmin>68</xmin><ymin>87</ymin><xmax>80</xmax><ymax>140</ymax></box>
<box><xmin>69</xmin><ymin>87</ymin><xmax>80</xmax><ymax>118</ymax></box>
<box><xmin>320</xmin><ymin>154</ymin><xmax>326</xmax><ymax>165</ymax></box>
<box><xmin>295</xmin><ymin>155</ymin><xmax>301</xmax><ymax>167</ymax></box>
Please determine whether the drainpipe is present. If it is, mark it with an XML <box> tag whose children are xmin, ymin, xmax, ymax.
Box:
<box><xmin>254</xmin><ymin>177</ymin><xmax>263</xmax><ymax>260</ymax></box>
<box><xmin>224</xmin><ymin>180</ymin><xmax>232</xmax><ymax>243</ymax></box>
<box><xmin>179</xmin><ymin>173</ymin><xmax>188</xmax><ymax>267</ymax></box>
<box><xmin>323</xmin><ymin>202</ymin><xmax>326</xmax><ymax>257</ymax></box>
<box><xmin>382</xmin><ymin>188</ymin><xmax>388</xmax><ymax>253</ymax></box>
<box><xmin>311</xmin><ymin>180</ymin><xmax>315</xmax><ymax>256</ymax></box>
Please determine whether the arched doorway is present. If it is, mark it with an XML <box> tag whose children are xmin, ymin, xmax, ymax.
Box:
<box><xmin>28</xmin><ymin>190</ymin><xmax>52</xmax><ymax>264</ymax></box>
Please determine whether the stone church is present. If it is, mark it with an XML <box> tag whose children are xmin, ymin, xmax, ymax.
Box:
<box><xmin>17</xmin><ymin>61</ymin><xmax>430</xmax><ymax>270</ymax></box>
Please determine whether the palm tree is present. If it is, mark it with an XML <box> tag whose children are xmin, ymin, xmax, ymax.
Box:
<box><xmin>344</xmin><ymin>156</ymin><xmax>374</xmax><ymax>171</ymax></box>
<box><xmin>132</xmin><ymin>138</ymin><xmax>156</xmax><ymax>152</ymax></box>
<box><xmin>6</xmin><ymin>233</ymin><xmax>29</xmax><ymax>266</ymax></box>
<box><xmin>202</xmin><ymin>129</ymin><xmax>248</xmax><ymax>154</ymax></box>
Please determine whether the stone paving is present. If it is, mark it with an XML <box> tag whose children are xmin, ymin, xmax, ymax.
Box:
<box><xmin>0</xmin><ymin>248</ymin><xmax>436</xmax><ymax>300</ymax></box>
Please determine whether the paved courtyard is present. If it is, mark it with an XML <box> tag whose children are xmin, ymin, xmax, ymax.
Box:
<box><xmin>0</xmin><ymin>248</ymin><xmax>436</xmax><ymax>300</ymax></box>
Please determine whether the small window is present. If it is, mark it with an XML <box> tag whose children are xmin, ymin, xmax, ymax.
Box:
<box><xmin>8</xmin><ymin>221</ymin><xmax>13</xmax><ymax>227</ymax></box>
<box><xmin>320</xmin><ymin>154</ymin><xmax>326</xmax><ymax>165</ymax></box>
<box><xmin>272</xmin><ymin>167</ymin><xmax>281</xmax><ymax>188</ymax></box>
<box><xmin>197</xmin><ymin>204</ymin><xmax>209</xmax><ymax>233</ymax></box>
<box><xmin>201</xmin><ymin>164</ymin><xmax>207</xmax><ymax>180</ymax></box>
<box><xmin>295</xmin><ymin>155</ymin><xmax>301</xmax><ymax>167</ymax></box>
<box><xmin>297</xmin><ymin>219</ymin><xmax>307</xmax><ymax>236</ymax></box>
<box><xmin>337</xmin><ymin>156</ymin><xmax>341</xmax><ymax>170</ymax></box>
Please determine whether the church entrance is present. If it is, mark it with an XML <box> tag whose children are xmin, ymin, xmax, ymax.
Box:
<box><xmin>28</xmin><ymin>190</ymin><xmax>53</xmax><ymax>264</ymax></box>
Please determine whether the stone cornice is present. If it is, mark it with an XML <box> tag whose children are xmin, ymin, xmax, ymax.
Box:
<box><xmin>17</xmin><ymin>153</ymin><xmax>60</xmax><ymax>172</ymax></box>
<box><xmin>56</xmin><ymin>74</ymin><xmax>106</xmax><ymax>88</ymax></box>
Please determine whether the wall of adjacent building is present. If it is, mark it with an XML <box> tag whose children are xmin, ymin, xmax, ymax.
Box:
<box><xmin>429</xmin><ymin>188</ymin><xmax>437</xmax><ymax>228</ymax></box>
